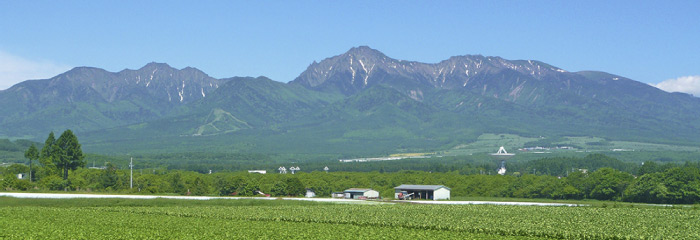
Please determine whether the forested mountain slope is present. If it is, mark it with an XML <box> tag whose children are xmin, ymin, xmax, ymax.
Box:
<box><xmin>2</xmin><ymin>47</ymin><xmax>699</xmax><ymax>154</ymax></box>
<box><xmin>0</xmin><ymin>63</ymin><xmax>223</xmax><ymax>137</ymax></box>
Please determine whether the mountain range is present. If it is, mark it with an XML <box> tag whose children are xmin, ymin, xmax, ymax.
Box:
<box><xmin>2</xmin><ymin>46</ymin><xmax>699</xmax><ymax>155</ymax></box>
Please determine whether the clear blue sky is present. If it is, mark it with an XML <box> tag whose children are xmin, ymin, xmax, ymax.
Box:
<box><xmin>1</xmin><ymin>1</ymin><xmax>699</xmax><ymax>91</ymax></box>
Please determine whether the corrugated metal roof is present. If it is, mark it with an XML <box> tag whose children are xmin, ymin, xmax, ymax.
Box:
<box><xmin>344</xmin><ymin>188</ymin><xmax>375</xmax><ymax>193</ymax></box>
<box><xmin>394</xmin><ymin>185</ymin><xmax>451</xmax><ymax>191</ymax></box>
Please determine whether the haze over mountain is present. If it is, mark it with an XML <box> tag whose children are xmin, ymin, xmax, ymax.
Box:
<box><xmin>2</xmin><ymin>46</ymin><xmax>699</xmax><ymax>155</ymax></box>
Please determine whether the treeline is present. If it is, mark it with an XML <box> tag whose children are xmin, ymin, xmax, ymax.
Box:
<box><xmin>4</xmin><ymin>160</ymin><xmax>700</xmax><ymax>204</ymax></box>
<box><xmin>0</xmin><ymin>138</ymin><xmax>41</xmax><ymax>163</ymax></box>
<box><xmin>83</xmin><ymin>152</ymin><xmax>277</xmax><ymax>173</ymax></box>
<box><xmin>0</xmin><ymin>139</ymin><xmax>38</xmax><ymax>152</ymax></box>
<box><xmin>3</xmin><ymin>130</ymin><xmax>85</xmax><ymax>191</ymax></box>
<box><xmin>289</xmin><ymin>154</ymin><xmax>640</xmax><ymax>176</ymax></box>
<box><xmin>3</xmin><ymin>131</ymin><xmax>700</xmax><ymax>204</ymax></box>
<box><xmin>74</xmin><ymin>151</ymin><xmax>700</xmax><ymax>174</ymax></box>
<box><xmin>510</xmin><ymin>154</ymin><xmax>638</xmax><ymax>176</ymax></box>
<box><xmin>82</xmin><ymin>153</ymin><xmax>638</xmax><ymax>177</ymax></box>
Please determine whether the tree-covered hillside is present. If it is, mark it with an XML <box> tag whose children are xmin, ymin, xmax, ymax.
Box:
<box><xmin>2</xmin><ymin>47</ymin><xmax>700</xmax><ymax>156</ymax></box>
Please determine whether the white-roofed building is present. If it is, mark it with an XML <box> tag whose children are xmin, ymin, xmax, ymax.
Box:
<box><xmin>343</xmin><ymin>188</ymin><xmax>379</xmax><ymax>199</ymax></box>
<box><xmin>394</xmin><ymin>184</ymin><xmax>451</xmax><ymax>200</ymax></box>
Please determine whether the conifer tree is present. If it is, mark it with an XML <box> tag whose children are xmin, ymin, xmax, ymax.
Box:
<box><xmin>53</xmin><ymin>130</ymin><xmax>85</xmax><ymax>180</ymax></box>
<box><xmin>39</xmin><ymin>132</ymin><xmax>59</xmax><ymax>177</ymax></box>
<box><xmin>24</xmin><ymin>144</ymin><xmax>39</xmax><ymax>182</ymax></box>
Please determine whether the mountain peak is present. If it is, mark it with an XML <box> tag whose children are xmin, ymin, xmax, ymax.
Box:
<box><xmin>140</xmin><ymin>62</ymin><xmax>175</xmax><ymax>70</ymax></box>
<box><xmin>57</xmin><ymin>66</ymin><xmax>110</xmax><ymax>79</ymax></box>
<box><xmin>291</xmin><ymin>46</ymin><xmax>400</xmax><ymax>93</ymax></box>
<box><xmin>293</xmin><ymin>47</ymin><xmax>582</xmax><ymax>95</ymax></box>
<box><xmin>343</xmin><ymin>46</ymin><xmax>386</xmax><ymax>59</ymax></box>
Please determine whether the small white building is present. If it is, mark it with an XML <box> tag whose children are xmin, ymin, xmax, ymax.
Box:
<box><xmin>305</xmin><ymin>189</ymin><xmax>316</xmax><ymax>198</ymax></box>
<box><xmin>247</xmin><ymin>170</ymin><xmax>267</xmax><ymax>174</ymax></box>
<box><xmin>394</xmin><ymin>184</ymin><xmax>451</xmax><ymax>200</ymax></box>
<box><xmin>343</xmin><ymin>188</ymin><xmax>380</xmax><ymax>199</ymax></box>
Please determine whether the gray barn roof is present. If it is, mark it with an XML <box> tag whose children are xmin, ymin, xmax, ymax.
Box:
<box><xmin>394</xmin><ymin>185</ymin><xmax>451</xmax><ymax>191</ymax></box>
<box><xmin>344</xmin><ymin>188</ymin><xmax>375</xmax><ymax>193</ymax></box>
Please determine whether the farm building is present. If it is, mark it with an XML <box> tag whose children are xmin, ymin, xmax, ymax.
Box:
<box><xmin>343</xmin><ymin>188</ymin><xmax>379</xmax><ymax>199</ymax></box>
<box><xmin>305</xmin><ymin>189</ymin><xmax>316</xmax><ymax>198</ymax></box>
<box><xmin>331</xmin><ymin>192</ymin><xmax>345</xmax><ymax>198</ymax></box>
<box><xmin>394</xmin><ymin>185</ymin><xmax>451</xmax><ymax>200</ymax></box>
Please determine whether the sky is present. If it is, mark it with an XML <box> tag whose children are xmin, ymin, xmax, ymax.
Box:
<box><xmin>1</xmin><ymin>1</ymin><xmax>699</xmax><ymax>94</ymax></box>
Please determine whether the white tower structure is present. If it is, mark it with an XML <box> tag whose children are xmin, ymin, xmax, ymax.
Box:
<box><xmin>491</xmin><ymin>146</ymin><xmax>515</xmax><ymax>158</ymax></box>
<box><xmin>278</xmin><ymin>166</ymin><xmax>287</xmax><ymax>174</ymax></box>
<box><xmin>492</xmin><ymin>146</ymin><xmax>514</xmax><ymax>156</ymax></box>
<box><xmin>323</xmin><ymin>166</ymin><xmax>329</xmax><ymax>173</ymax></box>
<box><xmin>491</xmin><ymin>146</ymin><xmax>513</xmax><ymax>175</ymax></box>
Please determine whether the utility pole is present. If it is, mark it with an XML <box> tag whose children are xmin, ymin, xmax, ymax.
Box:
<box><xmin>129</xmin><ymin>157</ymin><xmax>134</xmax><ymax>189</ymax></box>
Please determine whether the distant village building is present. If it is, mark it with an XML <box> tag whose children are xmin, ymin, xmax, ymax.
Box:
<box><xmin>305</xmin><ymin>189</ymin><xmax>316</xmax><ymax>198</ymax></box>
<box><xmin>394</xmin><ymin>185</ymin><xmax>451</xmax><ymax>200</ymax></box>
<box><xmin>247</xmin><ymin>170</ymin><xmax>267</xmax><ymax>174</ymax></box>
<box><xmin>343</xmin><ymin>188</ymin><xmax>379</xmax><ymax>199</ymax></box>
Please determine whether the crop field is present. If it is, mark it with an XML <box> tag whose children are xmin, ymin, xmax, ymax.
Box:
<box><xmin>1</xmin><ymin>198</ymin><xmax>698</xmax><ymax>239</ymax></box>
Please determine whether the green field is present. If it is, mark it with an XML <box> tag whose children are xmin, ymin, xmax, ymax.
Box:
<box><xmin>1</xmin><ymin>197</ymin><xmax>698</xmax><ymax>239</ymax></box>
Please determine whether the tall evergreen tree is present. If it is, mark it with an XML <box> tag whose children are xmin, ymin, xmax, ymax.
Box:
<box><xmin>100</xmin><ymin>162</ymin><xmax>119</xmax><ymax>190</ymax></box>
<box><xmin>54</xmin><ymin>130</ymin><xmax>85</xmax><ymax>180</ymax></box>
<box><xmin>39</xmin><ymin>132</ymin><xmax>59</xmax><ymax>177</ymax></box>
<box><xmin>40</xmin><ymin>132</ymin><xmax>55</xmax><ymax>166</ymax></box>
<box><xmin>24</xmin><ymin>144</ymin><xmax>39</xmax><ymax>182</ymax></box>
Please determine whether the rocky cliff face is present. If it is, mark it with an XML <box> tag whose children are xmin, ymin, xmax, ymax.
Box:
<box><xmin>291</xmin><ymin>46</ymin><xmax>687</xmax><ymax>107</ymax></box>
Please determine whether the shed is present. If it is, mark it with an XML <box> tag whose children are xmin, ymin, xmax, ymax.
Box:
<box><xmin>305</xmin><ymin>189</ymin><xmax>316</xmax><ymax>198</ymax></box>
<box><xmin>394</xmin><ymin>185</ymin><xmax>451</xmax><ymax>200</ymax></box>
<box><xmin>331</xmin><ymin>192</ymin><xmax>345</xmax><ymax>198</ymax></box>
<box><xmin>343</xmin><ymin>188</ymin><xmax>379</xmax><ymax>199</ymax></box>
